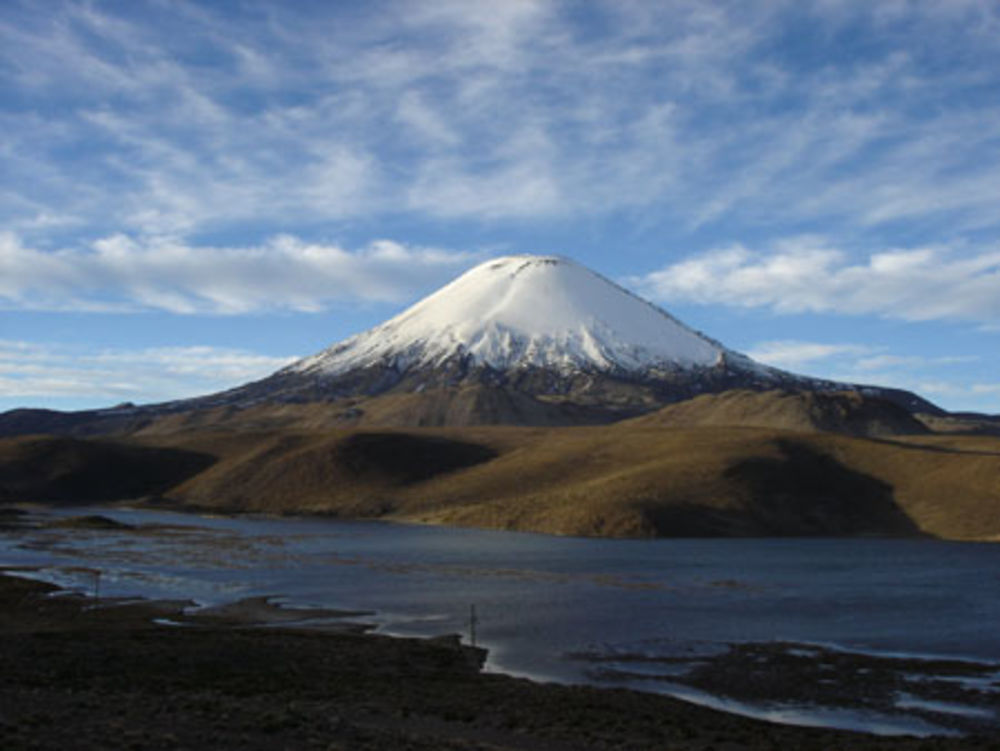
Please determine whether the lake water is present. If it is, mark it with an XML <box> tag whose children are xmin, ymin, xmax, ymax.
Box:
<box><xmin>3</xmin><ymin>507</ymin><xmax>1000</xmax><ymax>736</ymax></box>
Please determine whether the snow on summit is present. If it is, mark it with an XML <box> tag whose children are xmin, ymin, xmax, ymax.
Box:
<box><xmin>290</xmin><ymin>255</ymin><xmax>732</xmax><ymax>376</ymax></box>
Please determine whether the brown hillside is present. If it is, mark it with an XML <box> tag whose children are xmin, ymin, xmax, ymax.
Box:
<box><xmin>0</xmin><ymin>436</ymin><xmax>213</xmax><ymax>504</ymax></box>
<box><xmin>917</xmin><ymin>412</ymin><xmax>1000</xmax><ymax>436</ymax></box>
<box><xmin>4</xmin><ymin>425</ymin><xmax>998</xmax><ymax>541</ymax></box>
<box><xmin>148</xmin><ymin>424</ymin><xmax>1000</xmax><ymax>540</ymax></box>
<box><xmin>128</xmin><ymin>386</ymin><xmax>617</xmax><ymax>437</ymax></box>
<box><xmin>626</xmin><ymin>389</ymin><xmax>929</xmax><ymax>437</ymax></box>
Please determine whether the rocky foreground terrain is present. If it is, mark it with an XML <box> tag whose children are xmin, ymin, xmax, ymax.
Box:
<box><xmin>1</xmin><ymin>572</ymin><xmax>997</xmax><ymax>751</ymax></box>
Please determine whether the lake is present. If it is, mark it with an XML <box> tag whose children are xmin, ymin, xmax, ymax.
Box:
<box><xmin>3</xmin><ymin>506</ymin><xmax>999</xmax><ymax>737</ymax></box>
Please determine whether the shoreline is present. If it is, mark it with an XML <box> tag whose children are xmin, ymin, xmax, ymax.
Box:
<box><xmin>10</xmin><ymin>498</ymin><xmax>1000</xmax><ymax>542</ymax></box>
<box><xmin>1</xmin><ymin>572</ymin><xmax>997</xmax><ymax>750</ymax></box>
<box><xmin>4</xmin><ymin>509</ymin><xmax>1000</xmax><ymax>741</ymax></box>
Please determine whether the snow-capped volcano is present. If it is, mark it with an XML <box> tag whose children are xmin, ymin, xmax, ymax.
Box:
<box><xmin>173</xmin><ymin>252</ymin><xmax>937</xmax><ymax>424</ymax></box>
<box><xmin>0</xmin><ymin>253</ymin><xmax>945</xmax><ymax>434</ymax></box>
<box><xmin>288</xmin><ymin>255</ymin><xmax>748</xmax><ymax>377</ymax></box>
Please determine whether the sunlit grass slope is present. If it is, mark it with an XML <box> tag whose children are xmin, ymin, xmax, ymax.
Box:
<box><xmin>132</xmin><ymin>422</ymin><xmax>1000</xmax><ymax>540</ymax></box>
<box><xmin>3</xmin><ymin>388</ymin><xmax>998</xmax><ymax>540</ymax></box>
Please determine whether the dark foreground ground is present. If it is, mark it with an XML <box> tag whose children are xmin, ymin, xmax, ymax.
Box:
<box><xmin>1</xmin><ymin>574</ymin><xmax>998</xmax><ymax>751</ymax></box>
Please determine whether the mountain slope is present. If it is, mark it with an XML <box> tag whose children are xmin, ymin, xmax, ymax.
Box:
<box><xmin>10</xmin><ymin>424</ymin><xmax>997</xmax><ymax>540</ymax></box>
<box><xmin>0</xmin><ymin>436</ymin><xmax>213</xmax><ymax>504</ymax></box>
<box><xmin>626</xmin><ymin>389</ymin><xmax>930</xmax><ymax>437</ymax></box>
<box><xmin>160</xmin><ymin>425</ymin><xmax>1000</xmax><ymax>540</ymax></box>
<box><xmin>162</xmin><ymin>254</ymin><xmax>938</xmax><ymax>424</ymax></box>
<box><xmin>0</xmin><ymin>254</ymin><xmax>944</xmax><ymax>435</ymax></box>
<box><xmin>186</xmin><ymin>254</ymin><xmax>788</xmax><ymax>418</ymax></box>
<box><xmin>292</xmin><ymin>255</ymin><xmax>737</xmax><ymax>375</ymax></box>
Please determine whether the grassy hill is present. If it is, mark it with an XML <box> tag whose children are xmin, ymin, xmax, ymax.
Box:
<box><xmin>0</xmin><ymin>436</ymin><xmax>213</xmax><ymax>504</ymax></box>
<box><xmin>2</xmin><ymin>389</ymin><xmax>997</xmax><ymax>541</ymax></box>
<box><xmin>624</xmin><ymin>389</ymin><xmax>930</xmax><ymax>437</ymax></box>
<box><xmin>4</xmin><ymin>426</ymin><xmax>993</xmax><ymax>541</ymax></box>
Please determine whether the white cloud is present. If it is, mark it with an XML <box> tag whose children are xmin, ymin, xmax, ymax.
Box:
<box><xmin>759</xmin><ymin>342</ymin><xmax>978</xmax><ymax>379</ymax></box>
<box><xmin>634</xmin><ymin>239</ymin><xmax>1000</xmax><ymax>325</ymax></box>
<box><xmin>745</xmin><ymin>341</ymin><xmax>875</xmax><ymax>369</ymax></box>
<box><xmin>853</xmin><ymin>354</ymin><xmax>979</xmax><ymax>372</ymax></box>
<box><xmin>3</xmin><ymin>1</ymin><xmax>1000</xmax><ymax>238</ymax></box>
<box><xmin>396</xmin><ymin>91</ymin><xmax>461</xmax><ymax>147</ymax></box>
<box><xmin>0</xmin><ymin>232</ymin><xmax>476</xmax><ymax>314</ymax></box>
<box><xmin>0</xmin><ymin>340</ymin><xmax>295</xmax><ymax>405</ymax></box>
<box><xmin>744</xmin><ymin>337</ymin><xmax>996</xmax><ymax>411</ymax></box>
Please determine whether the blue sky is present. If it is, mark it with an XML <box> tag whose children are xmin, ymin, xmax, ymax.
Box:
<box><xmin>3</xmin><ymin>0</ymin><xmax>1000</xmax><ymax>413</ymax></box>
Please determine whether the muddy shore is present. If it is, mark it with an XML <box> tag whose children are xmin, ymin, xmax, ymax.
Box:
<box><xmin>1</xmin><ymin>573</ymin><xmax>998</xmax><ymax>750</ymax></box>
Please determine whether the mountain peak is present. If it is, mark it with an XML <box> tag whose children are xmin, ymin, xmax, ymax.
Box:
<box><xmin>0</xmin><ymin>253</ymin><xmax>946</xmax><ymax>435</ymax></box>
<box><xmin>289</xmin><ymin>254</ymin><xmax>737</xmax><ymax>377</ymax></box>
<box><xmin>484</xmin><ymin>253</ymin><xmax>566</xmax><ymax>268</ymax></box>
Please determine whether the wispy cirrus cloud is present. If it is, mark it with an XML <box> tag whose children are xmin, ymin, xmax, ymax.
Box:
<box><xmin>744</xmin><ymin>341</ymin><xmax>876</xmax><ymax>370</ymax></box>
<box><xmin>745</xmin><ymin>337</ymin><xmax>996</xmax><ymax>411</ymax></box>
<box><xmin>0</xmin><ymin>233</ymin><xmax>476</xmax><ymax>314</ymax></box>
<box><xmin>632</xmin><ymin>238</ymin><xmax>1000</xmax><ymax>325</ymax></box>
<box><xmin>4</xmin><ymin>1</ymin><xmax>1000</xmax><ymax>414</ymax></box>
<box><xmin>3</xmin><ymin>1</ymin><xmax>1000</xmax><ymax>241</ymax></box>
<box><xmin>747</xmin><ymin>338</ymin><xmax>981</xmax><ymax>381</ymax></box>
<box><xmin>852</xmin><ymin>354</ymin><xmax>980</xmax><ymax>372</ymax></box>
<box><xmin>0</xmin><ymin>339</ymin><xmax>295</xmax><ymax>405</ymax></box>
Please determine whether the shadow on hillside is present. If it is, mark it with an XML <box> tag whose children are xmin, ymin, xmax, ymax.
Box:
<box><xmin>643</xmin><ymin>440</ymin><xmax>923</xmax><ymax>537</ymax></box>
<box><xmin>0</xmin><ymin>437</ymin><xmax>216</xmax><ymax>505</ymax></box>
<box><xmin>333</xmin><ymin>432</ymin><xmax>499</xmax><ymax>485</ymax></box>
